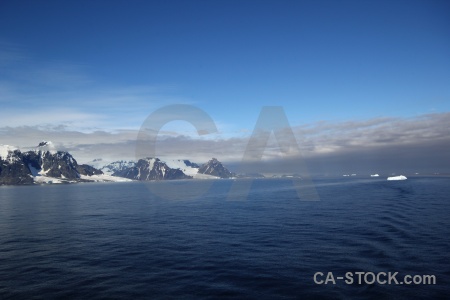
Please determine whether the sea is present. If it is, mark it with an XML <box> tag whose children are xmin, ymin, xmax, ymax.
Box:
<box><xmin>0</xmin><ymin>177</ymin><xmax>449</xmax><ymax>299</ymax></box>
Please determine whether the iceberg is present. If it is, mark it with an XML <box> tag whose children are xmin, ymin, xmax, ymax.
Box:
<box><xmin>370</xmin><ymin>174</ymin><xmax>380</xmax><ymax>177</ymax></box>
<box><xmin>387</xmin><ymin>175</ymin><xmax>407</xmax><ymax>181</ymax></box>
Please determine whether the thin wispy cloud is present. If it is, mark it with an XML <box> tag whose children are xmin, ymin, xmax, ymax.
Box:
<box><xmin>0</xmin><ymin>41</ymin><xmax>193</xmax><ymax>131</ymax></box>
<box><xmin>0</xmin><ymin>109</ymin><xmax>106</xmax><ymax>130</ymax></box>
<box><xmin>13</xmin><ymin>62</ymin><xmax>92</xmax><ymax>88</ymax></box>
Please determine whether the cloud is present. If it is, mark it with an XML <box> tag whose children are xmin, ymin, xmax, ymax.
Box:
<box><xmin>1</xmin><ymin>112</ymin><xmax>449</xmax><ymax>175</ymax></box>
<box><xmin>0</xmin><ymin>40</ymin><xmax>90</xmax><ymax>89</ymax></box>
<box><xmin>1</xmin><ymin>42</ymin><xmax>448</xmax><ymax>172</ymax></box>
<box><xmin>0</xmin><ymin>41</ymin><xmax>190</xmax><ymax>130</ymax></box>
<box><xmin>0</xmin><ymin>126</ymin><xmax>138</xmax><ymax>163</ymax></box>
<box><xmin>0</xmin><ymin>109</ymin><xmax>107</xmax><ymax>129</ymax></box>
<box><xmin>0</xmin><ymin>80</ymin><xmax>189</xmax><ymax>130</ymax></box>
<box><xmin>294</xmin><ymin>113</ymin><xmax>450</xmax><ymax>157</ymax></box>
<box><xmin>12</xmin><ymin>61</ymin><xmax>93</xmax><ymax>88</ymax></box>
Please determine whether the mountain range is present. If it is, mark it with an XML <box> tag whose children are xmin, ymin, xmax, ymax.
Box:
<box><xmin>0</xmin><ymin>142</ymin><xmax>235</xmax><ymax>185</ymax></box>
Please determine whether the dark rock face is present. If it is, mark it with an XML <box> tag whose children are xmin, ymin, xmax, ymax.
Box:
<box><xmin>1</xmin><ymin>143</ymin><xmax>232</xmax><ymax>185</ymax></box>
<box><xmin>183</xmin><ymin>160</ymin><xmax>199</xmax><ymax>168</ymax></box>
<box><xmin>38</xmin><ymin>151</ymin><xmax>81</xmax><ymax>179</ymax></box>
<box><xmin>116</xmin><ymin>158</ymin><xmax>192</xmax><ymax>180</ymax></box>
<box><xmin>76</xmin><ymin>164</ymin><xmax>104</xmax><ymax>176</ymax></box>
<box><xmin>0</xmin><ymin>146</ymin><xmax>103</xmax><ymax>185</ymax></box>
<box><xmin>198</xmin><ymin>158</ymin><xmax>233</xmax><ymax>178</ymax></box>
<box><xmin>0</xmin><ymin>150</ymin><xmax>34</xmax><ymax>185</ymax></box>
<box><xmin>38</xmin><ymin>141</ymin><xmax>50</xmax><ymax>147</ymax></box>
<box><xmin>101</xmin><ymin>160</ymin><xmax>136</xmax><ymax>175</ymax></box>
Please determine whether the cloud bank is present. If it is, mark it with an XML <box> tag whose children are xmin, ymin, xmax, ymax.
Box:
<box><xmin>1</xmin><ymin>112</ymin><xmax>449</xmax><ymax>175</ymax></box>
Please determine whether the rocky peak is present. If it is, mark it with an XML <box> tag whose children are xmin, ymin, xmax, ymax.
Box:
<box><xmin>0</xmin><ymin>145</ymin><xmax>20</xmax><ymax>163</ymax></box>
<box><xmin>198</xmin><ymin>158</ymin><xmax>233</xmax><ymax>178</ymax></box>
<box><xmin>0</xmin><ymin>146</ymin><xmax>34</xmax><ymax>185</ymax></box>
<box><xmin>1</xmin><ymin>143</ymin><xmax>104</xmax><ymax>185</ymax></box>
<box><xmin>76</xmin><ymin>164</ymin><xmax>103</xmax><ymax>176</ymax></box>
<box><xmin>99</xmin><ymin>160</ymin><xmax>136</xmax><ymax>176</ymax></box>
<box><xmin>25</xmin><ymin>150</ymin><xmax>80</xmax><ymax>179</ymax></box>
<box><xmin>116</xmin><ymin>157</ymin><xmax>191</xmax><ymax>180</ymax></box>
<box><xmin>36</xmin><ymin>140</ymin><xmax>57</xmax><ymax>155</ymax></box>
<box><xmin>183</xmin><ymin>160</ymin><xmax>200</xmax><ymax>168</ymax></box>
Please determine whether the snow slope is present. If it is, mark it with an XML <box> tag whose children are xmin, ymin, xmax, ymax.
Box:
<box><xmin>79</xmin><ymin>174</ymin><xmax>133</xmax><ymax>182</ymax></box>
<box><xmin>164</xmin><ymin>159</ymin><xmax>219</xmax><ymax>179</ymax></box>
<box><xmin>0</xmin><ymin>145</ymin><xmax>19</xmax><ymax>163</ymax></box>
<box><xmin>164</xmin><ymin>159</ymin><xmax>199</xmax><ymax>176</ymax></box>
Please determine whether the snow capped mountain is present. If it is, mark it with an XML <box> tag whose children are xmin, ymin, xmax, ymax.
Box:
<box><xmin>24</xmin><ymin>141</ymin><xmax>87</xmax><ymax>180</ymax></box>
<box><xmin>198</xmin><ymin>158</ymin><xmax>233</xmax><ymax>178</ymax></box>
<box><xmin>164</xmin><ymin>159</ymin><xmax>200</xmax><ymax>176</ymax></box>
<box><xmin>114</xmin><ymin>158</ymin><xmax>191</xmax><ymax>181</ymax></box>
<box><xmin>36</xmin><ymin>140</ymin><xmax>57</xmax><ymax>154</ymax></box>
<box><xmin>0</xmin><ymin>145</ymin><xmax>20</xmax><ymax>163</ymax></box>
<box><xmin>98</xmin><ymin>160</ymin><xmax>136</xmax><ymax>175</ymax></box>
<box><xmin>1</xmin><ymin>141</ymin><xmax>234</xmax><ymax>185</ymax></box>
<box><xmin>76</xmin><ymin>164</ymin><xmax>103</xmax><ymax>176</ymax></box>
<box><xmin>0</xmin><ymin>145</ymin><xmax>34</xmax><ymax>185</ymax></box>
<box><xmin>30</xmin><ymin>151</ymin><xmax>80</xmax><ymax>179</ymax></box>
<box><xmin>90</xmin><ymin>157</ymin><xmax>231</xmax><ymax>180</ymax></box>
<box><xmin>0</xmin><ymin>142</ymin><xmax>111</xmax><ymax>185</ymax></box>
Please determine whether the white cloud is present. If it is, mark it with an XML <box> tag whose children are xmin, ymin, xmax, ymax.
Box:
<box><xmin>293</xmin><ymin>113</ymin><xmax>450</xmax><ymax>157</ymax></box>
<box><xmin>0</xmin><ymin>112</ymin><xmax>449</xmax><ymax>175</ymax></box>
<box><xmin>1</xmin><ymin>41</ymin><xmax>449</xmax><ymax>173</ymax></box>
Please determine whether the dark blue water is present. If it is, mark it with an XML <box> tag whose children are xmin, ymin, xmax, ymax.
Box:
<box><xmin>1</xmin><ymin>178</ymin><xmax>449</xmax><ymax>299</ymax></box>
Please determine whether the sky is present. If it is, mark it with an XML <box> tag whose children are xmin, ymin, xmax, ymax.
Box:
<box><xmin>1</xmin><ymin>0</ymin><xmax>449</xmax><ymax>175</ymax></box>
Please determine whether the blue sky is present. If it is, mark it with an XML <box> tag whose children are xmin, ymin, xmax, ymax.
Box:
<box><xmin>1</xmin><ymin>0</ymin><xmax>450</xmax><ymax>172</ymax></box>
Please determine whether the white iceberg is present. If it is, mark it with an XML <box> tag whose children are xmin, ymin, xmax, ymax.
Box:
<box><xmin>387</xmin><ymin>175</ymin><xmax>407</xmax><ymax>181</ymax></box>
<box><xmin>370</xmin><ymin>174</ymin><xmax>380</xmax><ymax>177</ymax></box>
